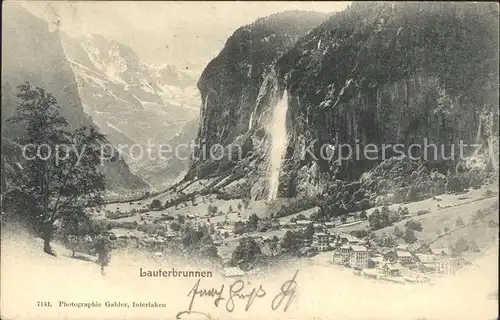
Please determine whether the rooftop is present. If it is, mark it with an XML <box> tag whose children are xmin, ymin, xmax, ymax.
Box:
<box><xmin>296</xmin><ymin>220</ymin><xmax>312</xmax><ymax>225</ymax></box>
<box><xmin>314</xmin><ymin>232</ymin><xmax>329</xmax><ymax>237</ymax></box>
<box><xmin>370</xmin><ymin>256</ymin><xmax>385</xmax><ymax>263</ymax></box>
<box><xmin>222</xmin><ymin>267</ymin><xmax>246</xmax><ymax>277</ymax></box>
<box><xmin>396</xmin><ymin>251</ymin><xmax>412</xmax><ymax>258</ymax></box>
<box><xmin>430</xmin><ymin>247</ymin><xmax>452</xmax><ymax>255</ymax></box>
<box><xmin>415</xmin><ymin>254</ymin><xmax>436</xmax><ymax>263</ymax></box>
<box><xmin>350</xmin><ymin>245</ymin><xmax>368</xmax><ymax>252</ymax></box>
<box><xmin>384</xmin><ymin>263</ymin><xmax>402</xmax><ymax>271</ymax></box>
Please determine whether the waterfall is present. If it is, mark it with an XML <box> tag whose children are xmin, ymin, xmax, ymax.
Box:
<box><xmin>248</xmin><ymin>109</ymin><xmax>254</xmax><ymax>131</ymax></box>
<box><xmin>475</xmin><ymin>118</ymin><xmax>482</xmax><ymax>144</ymax></box>
<box><xmin>199</xmin><ymin>91</ymin><xmax>212</xmax><ymax>136</ymax></box>
<box><xmin>267</xmin><ymin>91</ymin><xmax>289</xmax><ymax>200</ymax></box>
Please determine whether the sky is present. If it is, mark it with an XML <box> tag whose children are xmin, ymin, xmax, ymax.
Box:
<box><xmin>17</xmin><ymin>1</ymin><xmax>350</xmax><ymax>69</ymax></box>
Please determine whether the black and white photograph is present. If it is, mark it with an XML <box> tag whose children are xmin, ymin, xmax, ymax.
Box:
<box><xmin>1</xmin><ymin>1</ymin><xmax>499</xmax><ymax>319</ymax></box>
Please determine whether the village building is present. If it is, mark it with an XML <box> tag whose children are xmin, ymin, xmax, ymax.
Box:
<box><xmin>332</xmin><ymin>254</ymin><xmax>345</xmax><ymax>265</ymax></box>
<box><xmin>246</xmin><ymin>233</ymin><xmax>263</xmax><ymax>240</ymax></box>
<box><xmin>296</xmin><ymin>220</ymin><xmax>312</xmax><ymax>227</ymax></box>
<box><xmin>395</xmin><ymin>244</ymin><xmax>409</xmax><ymax>251</ymax></box>
<box><xmin>325</xmin><ymin>222</ymin><xmax>336</xmax><ymax>228</ymax></box>
<box><xmin>396</xmin><ymin>251</ymin><xmax>413</xmax><ymax>264</ymax></box>
<box><xmin>383</xmin><ymin>250</ymin><xmax>398</xmax><ymax>262</ymax></box>
<box><xmin>302</xmin><ymin>238</ymin><xmax>313</xmax><ymax>247</ymax></box>
<box><xmin>339</xmin><ymin>244</ymin><xmax>351</xmax><ymax>262</ymax></box>
<box><xmin>270</xmin><ymin>219</ymin><xmax>280</xmax><ymax>229</ymax></box>
<box><xmin>429</xmin><ymin>247</ymin><xmax>452</xmax><ymax>256</ymax></box>
<box><xmin>222</xmin><ymin>267</ymin><xmax>246</xmax><ymax>278</ymax></box>
<box><xmin>369</xmin><ymin>255</ymin><xmax>385</xmax><ymax>268</ymax></box>
<box><xmin>313</xmin><ymin>232</ymin><xmax>331</xmax><ymax>251</ymax></box>
<box><xmin>349</xmin><ymin>245</ymin><xmax>369</xmax><ymax>268</ymax></box>
<box><xmin>382</xmin><ymin>263</ymin><xmax>402</xmax><ymax>277</ymax></box>
<box><xmin>299</xmin><ymin>246</ymin><xmax>317</xmax><ymax>257</ymax></box>
<box><xmin>413</xmin><ymin>254</ymin><xmax>438</xmax><ymax>272</ymax></box>
<box><xmin>336</xmin><ymin>233</ymin><xmax>361</xmax><ymax>246</ymax></box>
<box><xmin>111</xmin><ymin>229</ymin><xmax>131</xmax><ymax>240</ymax></box>
<box><xmin>436</xmin><ymin>257</ymin><xmax>466</xmax><ymax>275</ymax></box>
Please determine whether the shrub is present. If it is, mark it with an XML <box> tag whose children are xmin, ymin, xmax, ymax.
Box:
<box><xmin>476</xmin><ymin>209</ymin><xmax>486</xmax><ymax>220</ymax></box>
<box><xmin>469</xmin><ymin>240</ymin><xmax>480</xmax><ymax>252</ymax></box>
<box><xmin>398</xmin><ymin>206</ymin><xmax>410</xmax><ymax>216</ymax></box>
<box><xmin>393</xmin><ymin>226</ymin><xmax>404</xmax><ymax>238</ymax></box>
<box><xmin>233</xmin><ymin>221</ymin><xmax>246</xmax><ymax>235</ymax></box>
<box><xmin>352</xmin><ymin>188</ymin><xmax>366</xmax><ymax>202</ymax></box>
<box><xmin>382</xmin><ymin>236</ymin><xmax>396</xmax><ymax>247</ymax></box>
<box><xmin>230</xmin><ymin>237</ymin><xmax>263</xmax><ymax>270</ymax></box>
<box><xmin>488</xmin><ymin>220</ymin><xmax>499</xmax><ymax>228</ymax></box>
<box><xmin>242</xmin><ymin>198</ymin><xmax>251</xmax><ymax>209</ymax></box>
<box><xmin>105</xmin><ymin>211</ymin><xmax>136</xmax><ymax>220</ymax></box>
<box><xmin>359</xmin><ymin>210</ymin><xmax>368</xmax><ymax>220</ymax></box>
<box><xmin>445</xmin><ymin>173</ymin><xmax>470</xmax><ymax>193</ymax></box>
<box><xmin>177</xmin><ymin>214</ymin><xmax>186</xmax><ymax>224</ymax></box>
<box><xmin>149</xmin><ymin>199</ymin><xmax>163</xmax><ymax>211</ymax></box>
<box><xmin>403</xmin><ymin>228</ymin><xmax>418</xmax><ymax>243</ymax></box>
<box><xmin>453</xmin><ymin>237</ymin><xmax>469</xmax><ymax>255</ymax></box>
<box><xmin>455</xmin><ymin>217</ymin><xmax>465</xmax><ymax>227</ymax></box>
<box><xmin>207</xmin><ymin>205</ymin><xmax>218</xmax><ymax>215</ymax></box>
<box><xmin>405</xmin><ymin>219</ymin><xmax>423</xmax><ymax>231</ymax></box>
<box><xmin>416</xmin><ymin>210</ymin><xmax>430</xmax><ymax>216</ymax></box>
<box><xmin>356</xmin><ymin>199</ymin><xmax>371</xmax><ymax>210</ymax></box>
<box><xmin>484</xmin><ymin>189</ymin><xmax>494</xmax><ymax>197</ymax></box>
<box><xmin>368</xmin><ymin>209</ymin><xmax>384</xmax><ymax>230</ymax></box>
<box><xmin>280</xmin><ymin>231</ymin><xmax>302</xmax><ymax>254</ymax></box>
<box><xmin>350</xmin><ymin>229</ymin><xmax>368</xmax><ymax>239</ymax></box>
<box><xmin>170</xmin><ymin>222</ymin><xmax>181</xmax><ymax>232</ymax></box>
<box><xmin>246</xmin><ymin>213</ymin><xmax>260</xmax><ymax>232</ymax></box>
<box><xmin>296</xmin><ymin>213</ymin><xmax>307</xmax><ymax>221</ymax></box>
<box><xmin>405</xmin><ymin>187</ymin><xmax>418</xmax><ymax>202</ymax></box>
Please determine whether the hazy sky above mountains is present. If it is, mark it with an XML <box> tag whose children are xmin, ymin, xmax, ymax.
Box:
<box><xmin>16</xmin><ymin>1</ymin><xmax>350</xmax><ymax>70</ymax></box>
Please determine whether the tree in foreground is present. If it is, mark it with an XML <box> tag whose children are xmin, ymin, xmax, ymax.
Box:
<box><xmin>93</xmin><ymin>233</ymin><xmax>113</xmax><ymax>275</ymax></box>
<box><xmin>60</xmin><ymin>209</ymin><xmax>98</xmax><ymax>257</ymax></box>
<box><xmin>5</xmin><ymin>82</ymin><xmax>106</xmax><ymax>255</ymax></box>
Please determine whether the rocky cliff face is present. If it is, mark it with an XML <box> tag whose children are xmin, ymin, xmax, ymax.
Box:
<box><xmin>1</xmin><ymin>3</ymin><xmax>149</xmax><ymax>195</ymax></box>
<box><xmin>188</xmin><ymin>4</ymin><xmax>498</xmax><ymax>200</ymax></box>
<box><xmin>277</xmin><ymin>2</ymin><xmax>498</xmax><ymax>193</ymax></box>
<box><xmin>188</xmin><ymin>10</ymin><xmax>328</xmax><ymax>179</ymax></box>
<box><xmin>61</xmin><ymin>33</ymin><xmax>200</xmax><ymax>187</ymax></box>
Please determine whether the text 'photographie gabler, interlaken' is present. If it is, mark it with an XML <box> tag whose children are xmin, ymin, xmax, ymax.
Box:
<box><xmin>1</xmin><ymin>1</ymin><xmax>499</xmax><ymax>320</ymax></box>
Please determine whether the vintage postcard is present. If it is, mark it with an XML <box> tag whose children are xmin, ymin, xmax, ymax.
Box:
<box><xmin>1</xmin><ymin>1</ymin><xmax>499</xmax><ymax>319</ymax></box>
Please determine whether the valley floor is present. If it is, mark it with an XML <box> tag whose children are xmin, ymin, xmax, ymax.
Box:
<box><xmin>1</xmin><ymin>228</ymin><xmax>498</xmax><ymax>320</ymax></box>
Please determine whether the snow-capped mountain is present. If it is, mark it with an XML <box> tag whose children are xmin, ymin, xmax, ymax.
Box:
<box><xmin>146</xmin><ymin>63</ymin><xmax>201</xmax><ymax>111</ymax></box>
<box><xmin>61</xmin><ymin>33</ymin><xmax>201</xmax><ymax>187</ymax></box>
